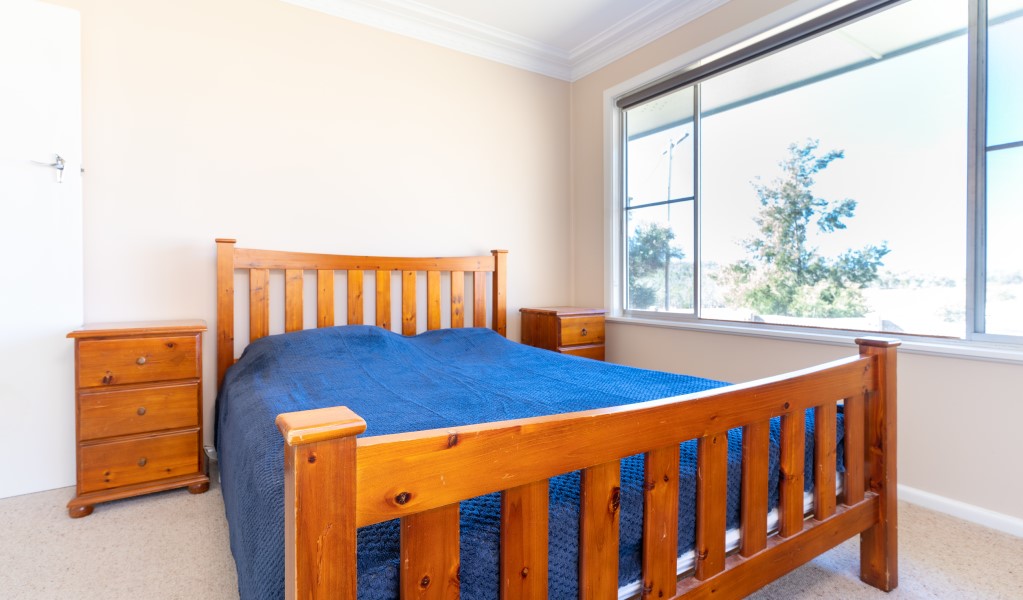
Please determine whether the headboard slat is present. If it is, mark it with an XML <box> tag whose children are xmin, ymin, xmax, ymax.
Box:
<box><xmin>473</xmin><ymin>272</ymin><xmax>486</xmax><ymax>327</ymax></box>
<box><xmin>450</xmin><ymin>271</ymin><xmax>465</xmax><ymax>328</ymax></box>
<box><xmin>285</xmin><ymin>269</ymin><xmax>303</xmax><ymax>333</ymax></box>
<box><xmin>401</xmin><ymin>271</ymin><xmax>416</xmax><ymax>336</ymax></box>
<box><xmin>375</xmin><ymin>271</ymin><xmax>391</xmax><ymax>330</ymax></box>
<box><xmin>347</xmin><ymin>270</ymin><xmax>364</xmax><ymax>326</ymax></box>
<box><xmin>317</xmin><ymin>270</ymin><xmax>335</xmax><ymax>328</ymax></box>
<box><xmin>426</xmin><ymin>271</ymin><xmax>441</xmax><ymax>331</ymax></box>
<box><xmin>250</xmin><ymin>269</ymin><xmax>270</xmax><ymax>341</ymax></box>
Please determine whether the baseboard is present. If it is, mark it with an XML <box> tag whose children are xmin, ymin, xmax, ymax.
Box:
<box><xmin>898</xmin><ymin>484</ymin><xmax>1023</xmax><ymax>538</ymax></box>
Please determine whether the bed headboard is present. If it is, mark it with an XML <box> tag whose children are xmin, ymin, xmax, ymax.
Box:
<box><xmin>215</xmin><ymin>238</ymin><xmax>507</xmax><ymax>388</ymax></box>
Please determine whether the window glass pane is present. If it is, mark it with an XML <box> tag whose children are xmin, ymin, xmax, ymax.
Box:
<box><xmin>625</xmin><ymin>203</ymin><xmax>694</xmax><ymax>313</ymax></box>
<box><xmin>625</xmin><ymin>87</ymin><xmax>694</xmax><ymax>207</ymax></box>
<box><xmin>699</xmin><ymin>0</ymin><xmax>967</xmax><ymax>336</ymax></box>
<box><xmin>987</xmin><ymin>0</ymin><xmax>1023</xmax><ymax>147</ymax></box>
<box><xmin>985</xmin><ymin>146</ymin><xmax>1023</xmax><ymax>335</ymax></box>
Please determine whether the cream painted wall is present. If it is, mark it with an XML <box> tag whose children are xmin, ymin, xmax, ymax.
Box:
<box><xmin>41</xmin><ymin>0</ymin><xmax>571</xmax><ymax>475</ymax></box>
<box><xmin>569</xmin><ymin>0</ymin><xmax>1023</xmax><ymax>521</ymax></box>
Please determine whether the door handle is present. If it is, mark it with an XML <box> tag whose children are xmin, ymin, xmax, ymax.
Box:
<box><xmin>31</xmin><ymin>154</ymin><xmax>65</xmax><ymax>183</ymax></box>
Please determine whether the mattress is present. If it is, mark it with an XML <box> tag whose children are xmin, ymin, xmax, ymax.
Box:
<box><xmin>215</xmin><ymin>325</ymin><xmax>841</xmax><ymax>599</ymax></box>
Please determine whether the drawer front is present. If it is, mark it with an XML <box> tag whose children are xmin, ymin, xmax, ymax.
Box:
<box><xmin>79</xmin><ymin>383</ymin><xmax>199</xmax><ymax>441</ymax></box>
<box><xmin>78</xmin><ymin>335</ymin><xmax>199</xmax><ymax>388</ymax></box>
<box><xmin>79</xmin><ymin>431</ymin><xmax>199</xmax><ymax>494</ymax></box>
<box><xmin>559</xmin><ymin>344</ymin><xmax>605</xmax><ymax>361</ymax></box>
<box><xmin>559</xmin><ymin>317</ymin><xmax>605</xmax><ymax>346</ymax></box>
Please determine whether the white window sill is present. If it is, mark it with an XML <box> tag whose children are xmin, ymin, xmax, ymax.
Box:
<box><xmin>607</xmin><ymin>315</ymin><xmax>1023</xmax><ymax>366</ymax></box>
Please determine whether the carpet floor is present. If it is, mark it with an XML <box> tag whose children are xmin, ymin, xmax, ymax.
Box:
<box><xmin>2</xmin><ymin>468</ymin><xmax>1021</xmax><ymax>599</ymax></box>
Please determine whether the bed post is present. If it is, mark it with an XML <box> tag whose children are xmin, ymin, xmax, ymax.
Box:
<box><xmin>276</xmin><ymin>407</ymin><xmax>367</xmax><ymax>600</ymax></box>
<box><xmin>855</xmin><ymin>337</ymin><xmax>900</xmax><ymax>591</ymax></box>
<box><xmin>216</xmin><ymin>238</ymin><xmax>237</xmax><ymax>388</ymax></box>
<box><xmin>491</xmin><ymin>250</ymin><xmax>508</xmax><ymax>337</ymax></box>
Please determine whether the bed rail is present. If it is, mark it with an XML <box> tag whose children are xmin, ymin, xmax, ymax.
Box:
<box><xmin>215</xmin><ymin>238</ymin><xmax>507</xmax><ymax>388</ymax></box>
<box><xmin>275</xmin><ymin>337</ymin><xmax>899</xmax><ymax>599</ymax></box>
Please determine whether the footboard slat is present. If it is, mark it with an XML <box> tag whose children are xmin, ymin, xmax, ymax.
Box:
<box><xmin>843</xmin><ymin>394</ymin><xmax>865</xmax><ymax>505</ymax></box>
<box><xmin>347</xmin><ymin>270</ymin><xmax>363</xmax><ymax>325</ymax></box>
<box><xmin>500</xmin><ymin>480</ymin><xmax>549</xmax><ymax>599</ymax></box>
<box><xmin>401</xmin><ymin>503</ymin><xmax>460</xmax><ymax>599</ymax></box>
<box><xmin>285</xmin><ymin>269</ymin><xmax>303</xmax><ymax>333</ymax></box>
<box><xmin>642</xmin><ymin>445</ymin><xmax>680</xmax><ymax>599</ymax></box>
<box><xmin>740</xmin><ymin>421</ymin><xmax>769</xmax><ymax>557</ymax></box>
<box><xmin>375</xmin><ymin>271</ymin><xmax>391</xmax><ymax>330</ymax></box>
<box><xmin>814</xmin><ymin>403</ymin><xmax>838</xmax><ymax>520</ymax></box>
<box><xmin>779</xmin><ymin>412</ymin><xmax>806</xmax><ymax>537</ymax></box>
<box><xmin>317</xmin><ymin>269</ymin><xmax>335</xmax><ymax>327</ymax></box>
<box><xmin>579</xmin><ymin>460</ymin><xmax>621</xmax><ymax>600</ymax></box>
<box><xmin>696</xmin><ymin>433</ymin><xmax>728</xmax><ymax>580</ymax></box>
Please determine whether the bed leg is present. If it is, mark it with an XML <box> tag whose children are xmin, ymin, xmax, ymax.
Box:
<box><xmin>277</xmin><ymin>406</ymin><xmax>367</xmax><ymax>600</ymax></box>
<box><xmin>855</xmin><ymin>337</ymin><xmax>900</xmax><ymax>592</ymax></box>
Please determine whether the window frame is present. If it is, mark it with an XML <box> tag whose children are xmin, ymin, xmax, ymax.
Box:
<box><xmin>606</xmin><ymin>0</ymin><xmax>1023</xmax><ymax>349</ymax></box>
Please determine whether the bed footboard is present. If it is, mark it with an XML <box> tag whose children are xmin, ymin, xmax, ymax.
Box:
<box><xmin>277</xmin><ymin>338</ymin><xmax>898</xmax><ymax>599</ymax></box>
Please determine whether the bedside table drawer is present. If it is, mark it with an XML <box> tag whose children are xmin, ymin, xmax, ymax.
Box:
<box><xmin>78</xmin><ymin>335</ymin><xmax>199</xmax><ymax>387</ymax></box>
<box><xmin>79</xmin><ymin>431</ymin><xmax>200</xmax><ymax>494</ymax></box>
<box><xmin>79</xmin><ymin>383</ymin><xmax>199</xmax><ymax>441</ymax></box>
<box><xmin>560</xmin><ymin>317</ymin><xmax>605</xmax><ymax>346</ymax></box>
<box><xmin>560</xmin><ymin>345</ymin><xmax>605</xmax><ymax>361</ymax></box>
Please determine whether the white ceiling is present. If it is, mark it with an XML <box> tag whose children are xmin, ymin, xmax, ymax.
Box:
<box><xmin>282</xmin><ymin>0</ymin><xmax>732</xmax><ymax>81</ymax></box>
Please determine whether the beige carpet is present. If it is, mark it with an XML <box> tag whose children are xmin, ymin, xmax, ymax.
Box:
<box><xmin>2</xmin><ymin>470</ymin><xmax>1021</xmax><ymax>599</ymax></box>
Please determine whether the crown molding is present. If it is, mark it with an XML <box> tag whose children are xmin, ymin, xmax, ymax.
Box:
<box><xmin>281</xmin><ymin>0</ymin><xmax>733</xmax><ymax>82</ymax></box>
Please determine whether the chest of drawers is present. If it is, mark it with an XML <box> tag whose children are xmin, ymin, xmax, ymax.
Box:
<box><xmin>66</xmin><ymin>320</ymin><xmax>209</xmax><ymax>517</ymax></box>
<box><xmin>519</xmin><ymin>307</ymin><xmax>606</xmax><ymax>360</ymax></box>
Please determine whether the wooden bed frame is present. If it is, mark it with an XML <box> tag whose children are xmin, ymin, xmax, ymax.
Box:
<box><xmin>215</xmin><ymin>238</ymin><xmax>898</xmax><ymax>600</ymax></box>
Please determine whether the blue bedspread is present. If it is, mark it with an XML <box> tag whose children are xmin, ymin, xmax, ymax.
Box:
<box><xmin>216</xmin><ymin>325</ymin><xmax>839</xmax><ymax>599</ymax></box>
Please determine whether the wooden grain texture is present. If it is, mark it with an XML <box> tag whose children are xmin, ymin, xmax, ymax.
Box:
<box><xmin>492</xmin><ymin>250</ymin><xmax>507</xmax><ymax>336</ymax></box>
<box><xmin>317</xmin><ymin>269</ymin><xmax>335</xmax><ymax>328</ymax></box>
<box><xmin>427</xmin><ymin>271</ymin><xmax>441</xmax><ymax>331</ymax></box>
<box><xmin>676</xmin><ymin>498</ymin><xmax>879</xmax><ymax>599</ymax></box>
<box><xmin>401</xmin><ymin>504</ymin><xmax>460</xmax><ymax>599</ymax></box>
<box><xmin>285</xmin><ymin>269</ymin><xmax>303</xmax><ymax>333</ymax></box>
<box><xmin>473</xmin><ymin>271</ymin><xmax>486</xmax><ymax>328</ymax></box>
<box><xmin>579</xmin><ymin>460</ymin><xmax>620</xmax><ymax>600</ymax></box>
<box><xmin>249</xmin><ymin>269</ymin><xmax>269</xmax><ymax>341</ymax></box>
<box><xmin>843</xmin><ymin>394</ymin><xmax>865</xmax><ymax>506</ymax></box>
<box><xmin>740</xmin><ymin>421</ymin><xmax>770</xmax><ymax>557</ymax></box>
<box><xmin>779</xmin><ymin>411</ymin><xmax>806</xmax><ymax>538</ymax></box>
<box><xmin>79</xmin><ymin>430</ymin><xmax>200</xmax><ymax>493</ymax></box>
<box><xmin>216</xmin><ymin>239</ymin><xmax>236</xmax><ymax>388</ymax></box>
<box><xmin>857</xmin><ymin>338</ymin><xmax>900</xmax><ymax>591</ymax></box>
<box><xmin>814</xmin><ymin>402</ymin><xmax>838</xmax><ymax>521</ymax></box>
<box><xmin>696</xmin><ymin>433</ymin><xmax>727</xmax><ymax>580</ymax></box>
<box><xmin>283</xmin><ymin>435</ymin><xmax>359</xmax><ymax>600</ymax></box>
<box><xmin>347</xmin><ymin>270</ymin><xmax>363</xmax><ymax>325</ymax></box>
<box><xmin>642</xmin><ymin>445</ymin><xmax>679</xmax><ymax>599</ymax></box>
<box><xmin>77</xmin><ymin>335</ymin><xmax>200</xmax><ymax>388</ymax></box>
<box><xmin>501</xmin><ymin>480</ymin><xmax>549</xmax><ymax>599</ymax></box>
<box><xmin>450</xmin><ymin>271</ymin><xmax>464</xmax><ymax>328</ymax></box>
<box><xmin>402</xmin><ymin>271</ymin><xmax>417</xmax><ymax>336</ymax></box>
<box><xmin>79</xmin><ymin>383</ymin><xmax>199</xmax><ymax>441</ymax></box>
<box><xmin>376</xmin><ymin>271</ymin><xmax>391</xmax><ymax>330</ymax></box>
<box><xmin>354</xmin><ymin>355</ymin><xmax>871</xmax><ymax>527</ymax></box>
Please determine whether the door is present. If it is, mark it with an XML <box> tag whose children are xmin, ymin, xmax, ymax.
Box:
<box><xmin>0</xmin><ymin>0</ymin><xmax>83</xmax><ymax>498</ymax></box>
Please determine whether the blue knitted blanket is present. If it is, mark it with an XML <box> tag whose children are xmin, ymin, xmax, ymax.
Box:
<box><xmin>215</xmin><ymin>326</ymin><xmax>839</xmax><ymax>599</ymax></box>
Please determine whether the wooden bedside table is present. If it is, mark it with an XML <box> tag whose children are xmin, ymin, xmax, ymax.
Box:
<box><xmin>66</xmin><ymin>320</ymin><xmax>210</xmax><ymax>518</ymax></box>
<box><xmin>519</xmin><ymin>307</ymin><xmax>606</xmax><ymax>360</ymax></box>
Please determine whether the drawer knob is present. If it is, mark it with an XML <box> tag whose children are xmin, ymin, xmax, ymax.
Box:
<box><xmin>137</xmin><ymin>457</ymin><xmax>147</xmax><ymax>467</ymax></box>
<box><xmin>136</xmin><ymin>356</ymin><xmax>147</xmax><ymax>366</ymax></box>
<box><xmin>580</xmin><ymin>328</ymin><xmax>588</xmax><ymax>337</ymax></box>
<box><xmin>137</xmin><ymin>406</ymin><xmax>147</xmax><ymax>416</ymax></box>
<box><xmin>102</xmin><ymin>372</ymin><xmax>113</xmax><ymax>385</ymax></box>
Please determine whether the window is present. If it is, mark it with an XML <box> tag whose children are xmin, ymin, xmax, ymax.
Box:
<box><xmin>616</xmin><ymin>0</ymin><xmax>1023</xmax><ymax>342</ymax></box>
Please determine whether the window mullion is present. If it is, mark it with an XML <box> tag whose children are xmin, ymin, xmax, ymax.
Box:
<box><xmin>966</xmin><ymin>0</ymin><xmax>987</xmax><ymax>337</ymax></box>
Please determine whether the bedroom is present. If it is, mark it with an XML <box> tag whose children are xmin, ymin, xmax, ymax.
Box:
<box><xmin>1</xmin><ymin>0</ymin><xmax>1021</xmax><ymax>598</ymax></box>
